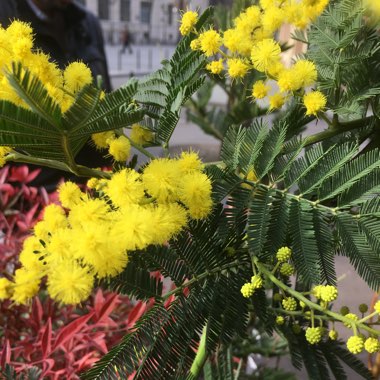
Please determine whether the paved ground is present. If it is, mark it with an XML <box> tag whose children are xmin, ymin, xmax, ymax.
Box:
<box><xmin>104</xmin><ymin>44</ymin><xmax>377</xmax><ymax>379</ymax></box>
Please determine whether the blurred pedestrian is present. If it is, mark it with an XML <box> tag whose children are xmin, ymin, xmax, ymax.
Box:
<box><xmin>121</xmin><ymin>26</ymin><xmax>133</xmax><ymax>54</ymax></box>
<box><xmin>0</xmin><ymin>0</ymin><xmax>113</xmax><ymax>190</ymax></box>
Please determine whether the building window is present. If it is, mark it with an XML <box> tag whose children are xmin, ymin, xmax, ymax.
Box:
<box><xmin>168</xmin><ymin>4</ymin><xmax>173</xmax><ymax>25</ymax></box>
<box><xmin>98</xmin><ymin>0</ymin><xmax>109</xmax><ymax>20</ymax></box>
<box><xmin>140</xmin><ymin>2</ymin><xmax>152</xmax><ymax>24</ymax></box>
<box><xmin>120</xmin><ymin>0</ymin><xmax>131</xmax><ymax>21</ymax></box>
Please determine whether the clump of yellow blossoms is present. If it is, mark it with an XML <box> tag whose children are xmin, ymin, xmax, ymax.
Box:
<box><xmin>183</xmin><ymin>1</ymin><xmax>329</xmax><ymax>116</ymax></box>
<box><xmin>0</xmin><ymin>20</ymin><xmax>94</xmax><ymax>113</ymax></box>
<box><xmin>0</xmin><ymin>152</ymin><xmax>213</xmax><ymax>305</ymax></box>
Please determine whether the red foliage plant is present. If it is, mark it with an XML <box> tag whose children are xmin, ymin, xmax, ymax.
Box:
<box><xmin>0</xmin><ymin>165</ymin><xmax>143</xmax><ymax>379</ymax></box>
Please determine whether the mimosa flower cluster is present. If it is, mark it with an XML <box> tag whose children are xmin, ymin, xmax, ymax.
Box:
<box><xmin>0</xmin><ymin>20</ymin><xmax>93</xmax><ymax>113</ymax></box>
<box><xmin>241</xmin><ymin>247</ymin><xmax>380</xmax><ymax>354</ymax></box>
<box><xmin>0</xmin><ymin>152</ymin><xmax>213</xmax><ymax>305</ymax></box>
<box><xmin>180</xmin><ymin>0</ymin><xmax>329</xmax><ymax>116</ymax></box>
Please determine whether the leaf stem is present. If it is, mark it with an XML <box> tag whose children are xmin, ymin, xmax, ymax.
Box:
<box><xmin>189</xmin><ymin>325</ymin><xmax>208</xmax><ymax>379</ymax></box>
<box><xmin>6</xmin><ymin>152</ymin><xmax>111</xmax><ymax>179</ymax></box>
<box><xmin>256</xmin><ymin>261</ymin><xmax>380</xmax><ymax>337</ymax></box>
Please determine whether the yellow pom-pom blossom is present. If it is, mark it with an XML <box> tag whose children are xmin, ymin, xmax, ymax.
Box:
<box><xmin>320</xmin><ymin>285</ymin><xmax>338</xmax><ymax>302</ymax></box>
<box><xmin>19</xmin><ymin>236</ymin><xmax>45</xmax><ymax>272</ymax></box>
<box><xmin>58</xmin><ymin>181</ymin><xmax>83</xmax><ymax>209</ymax></box>
<box><xmin>177</xmin><ymin>151</ymin><xmax>204</xmax><ymax>173</ymax></box>
<box><xmin>251</xmin><ymin>39</ymin><xmax>281</xmax><ymax>73</ymax></box>
<box><xmin>293</xmin><ymin>60</ymin><xmax>317</xmax><ymax>87</ymax></box>
<box><xmin>343</xmin><ymin>313</ymin><xmax>359</xmax><ymax>328</ymax></box>
<box><xmin>130</xmin><ymin>124</ymin><xmax>153</xmax><ymax>146</ymax></box>
<box><xmin>312</xmin><ymin>284</ymin><xmax>324</xmax><ymax>299</ymax></box>
<box><xmin>374</xmin><ymin>300</ymin><xmax>380</xmax><ymax>313</ymax></box>
<box><xmin>227</xmin><ymin>58</ymin><xmax>250</xmax><ymax>79</ymax></box>
<box><xmin>190</xmin><ymin>38</ymin><xmax>201</xmax><ymax>51</ymax></box>
<box><xmin>329</xmin><ymin>330</ymin><xmax>338</xmax><ymax>340</ymax></box>
<box><xmin>269</xmin><ymin>93</ymin><xmax>286</xmax><ymax>110</ymax></box>
<box><xmin>277</xmin><ymin>68</ymin><xmax>303</xmax><ymax>93</ymax></box>
<box><xmin>251</xmin><ymin>275</ymin><xmax>263</xmax><ymax>289</ymax></box>
<box><xmin>347</xmin><ymin>336</ymin><xmax>364</xmax><ymax>354</ymax></box>
<box><xmin>276</xmin><ymin>315</ymin><xmax>285</xmax><ymax>325</ymax></box>
<box><xmin>179</xmin><ymin>10</ymin><xmax>198</xmax><ymax>36</ymax></box>
<box><xmin>63</xmin><ymin>61</ymin><xmax>92</xmax><ymax>93</ymax></box>
<box><xmin>142</xmin><ymin>158</ymin><xmax>180</xmax><ymax>203</ymax></box>
<box><xmin>104</xmin><ymin>169</ymin><xmax>145</xmax><ymax>209</ymax></box>
<box><xmin>365</xmin><ymin>337</ymin><xmax>380</xmax><ymax>354</ymax></box>
<box><xmin>0</xmin><ymin>146</ymin><xmax>12</xmax><ymax>167</ymax></box>
<box><xmin>92</xmin><ymin>131</ymin><xmax>115</xmax><ymax>149</ymax></box>
<box><xmin>149</xmin><ymin>203</ymin><xmax>188</xmax><ymax>244</ymax></box>
<box><xmin>305</xmin><ymin>327</ymin><xmax>323</xmax><ymax>344</ymax></box>
<box><xmin>276</xmin><ymin>246</ymin><xmax>292</xmax><ymax>262</ymax></box>
<box><xmin>282</xmin><ymin>297</ymin><xmax>298</xmax><ymax>311</ymax></box>
<box><xmin>261</xmin><ymin>6</ymin><xmax>285</xmax><ymax>34</ymax></box>
<box><xmin>303</xmin><ymin>91</ymin><xmax>327</xmax><ymax>116</ymax></box>
<box><xmin>206</xmin><ymin>59</ymin><xmax>224</xmax><ymax>75</ymax></box>
<box><xmin>280</xmin><ymin>263</ymin><xmax>294</xmax><ymax>276</ymax></box>
<box><xmin>177</xmin><ymin>171</ymin><xmax>213</xmax><ymax>219</ymax></box>
<box><xmin>108</xmin><ymin>135</ymin><xmax>131</xmax><ymax>162</ymax></box>
<box><xmin>223</xmin><ymin>29</ymin><xmax>241</xmax><ymax>54</ymax></box>
<box><xmin>0</xmin><ymin>278</ymin><xmax>12</xmax><ymax>300</ymax></box>
<box><xmin>241</xmin><ymin>282</ymin><xmax>255</xmax><ymax>298</ymax></box>
<box><xmin>47</xmin><ymin>260</ymin><xmax>94</xmax><ymax>304</ymax></box>
<box><xmin>198</xmin><ymin>29</ymin><xmax>222</xmax><ymax>57</ymax></box>
<box><xmin>11</xmin><ymin>268</ymin><xmax>41</xmax><ymax>304</ymax></box>
<box><xmin>252</xmin><ymin>80</ymin><xmax>270</xmax><ymax>99</ymax></box>
<box><xmin>43</xmin><ymin>204</ymin><xmax>68</xmax><ymax>231</ymax></box>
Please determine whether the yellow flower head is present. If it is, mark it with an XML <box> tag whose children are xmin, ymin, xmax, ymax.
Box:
<box><xmin>269</xmin><ymin>93</ymin><xmax>286</xmax><ymax>110</ymax></box>
<box><xmin>0</xmin><ymin>278</ymin><xmax>12</xmax><ymax>300</ymax></box>
<box><xmin>179</xmin><ymin>10</ymin><xmax>198</xmax><ymax>36</ymax></box>
<box><xmin>198</xmin><ymin>29</ymin><xmax>222</xmax><ymax>57</ymax></box>
<box><xmin>149</xmin><ymin>203</ymin><xmax>188</xmax><ymax>244</ymax></box>
<box><xmin>252</xmin><ymin>80</ymin><xmax>270</xmax><ymax>99</ymax></box>
<box><xmin>142</xmin><ymin>158</ymin><xmax>180</xmax><ymax>203</ymax></box>
<box><xmin>13</xmin><ymin>37</ymin><xmax>33</xmax><ymax>59</ymax></box>
<box><xmin>92</xmin><ymin>131</ymin><xmax>115</xmax><ymax>149</ymax></box>
<box><xmin>251</xmin><ymin>39</ymin><xmax>282</xmax><ymax>73</ymax></box>
<box><xmin>47</xmin><ymin>260</ymin><xmax>93</xmax><ymax>304</ymax></box>
<box><xmin>104</xmin><ymin>168</ymin><xmax>145</xmax><ymax>209</ymax></box>
<box><xmin>58</xmin><ymin>181</ymin><xmax>83</xmax><ymax>209</ymax></box>
<box><xmin>74</xmin><ymin>221</ymin><xmax>129</xmax><ymax>278</ymax></box>
<box><xmin>177</xmin><ymin>151</ymin><xmax>204</xmax><ymax>174</ymax></box>
<box><xmin>206</xmin><ymin>59</ymin><xmax>224</xmax><ymax>75</ymax></box>
<box><xmin>178</xmin><ymin>171</ymin><xmax>213</xmax><ymax>219</ymax></box>
<box><xmin>227</xmin><ymin>58</ymin><xmax>250</xmax><ymax>79</ymax></box>
<box><xmin>11</xmin><ymin>268</ymin><xmax>41</xmax><ymax>304</ymax></box>
<box><xmin>0</xmin><ymin>146</ymin><xmax>12</xmax><ymax>167</ymax></box>
<box><xmin>277</xmin><ymin>68</ymin><xmax>303</xmax><ymax>92</ymax></box>
<box><xmin>69</xmin><ymin>198</ymin><xmax>110</xmax><ymax>229</ymax></box>
<box><xmin>130</xmin><ymin>124</ymin><xmax>153</xmax><ymax>146</ymax></box>
<box><xmin>63</xmin><ymin>61</ymin><xmax>92</xmax><ymax>93</ymax></box>
<box><xmin>6</xmin><ymin>20</ymin><xmax>33</xmax><ymax>40</ymax></box>
<box><xmin>113</xmin><ymin>205</ymin><xmax>155</xmax><ymax>251</ymax></box>
<box><xmin>223</xmin><ymin>29</ymin><xmax>241</xmax><ymax>54</ymax></box>
<box><xmin>303</xmin><ymin>91</ymin><xmax>327</xmax><ymax>115</ymax></box>
<box><xmin>43</xmin><ymin>204</ymin><xmax>68</xmax><ymax>231</ymax></box>
<box><xmin>108</xmin><ymin>135</ymin><xmax>131</xmax><ymax>162</ymax></box>
<box><xmin>261</xmin><ymin>6</ymin><xmax>285</xmax><ymax>34</ymax></box>
<box><xmin>19</xmin><ymin>236</ymin><xmax>45</xmax><ymax>272</ymax></box>
<box><xmin>294</xmin><ymin>60</ymin><xmax>317</xmax><ymax>87</ymax></box>
<box><xmin>190</xmin><ymin>38</ymin><xmax>201</xmax><ymax>51</ymax></box>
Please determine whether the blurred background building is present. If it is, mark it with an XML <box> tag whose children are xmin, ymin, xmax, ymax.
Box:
<box><xmin>78</xmin><ymin>0</ymin><xmax>209</xmax><ymax>45</ymax></box>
